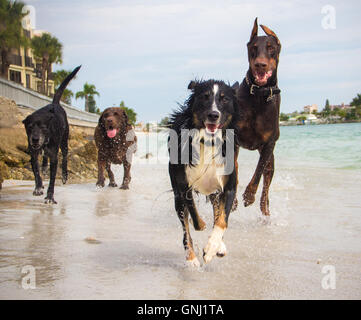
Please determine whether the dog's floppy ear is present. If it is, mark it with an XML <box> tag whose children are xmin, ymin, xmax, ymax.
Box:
<box><xmin>122</xmin><ymin>109</ymin><xmax>129</xmax><ymax>125</ymax></box>
<box><xmin>98</xmin><ymin>112</ymin><xmax>105</xmax><ymax>128</ymax></box>
<box><xmin>260</xmin><ymin>24</ymin><xmax>280</xmax><ymax>45</ymax></box>
<box><xmin>188</xmin><ymin>80</ymin><xmax>197</xmax><ymax>90</ymax></box>
<box><xmin>249</xmin><ymin>17</ymin><xmax>258</xmax><ymax>43</ymax></box>
<box><xmin>22</xmin><ymin>116</ymin><xmax>29</xmax><ymax>126</ymax></box>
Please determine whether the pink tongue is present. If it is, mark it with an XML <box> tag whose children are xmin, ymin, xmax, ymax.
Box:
<box><xmin>107</xmin><ymin>129</ymin><xmax>117</xmax><ymax>138</ymax></box>
<box><xmin>206</xmin><ymin>124</ymin><xmax>218</xmax><ymax>133</ymax></box>
<box><xmin>256</xmin><ymin>71</ymin><xmax>272</xmax><ymax>85</ymax></box>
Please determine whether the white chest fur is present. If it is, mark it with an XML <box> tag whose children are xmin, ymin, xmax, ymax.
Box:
<box><xmin>185</xmin><ymin>129</ymin><xmax>226</xmax><ymax>196</ymax></box>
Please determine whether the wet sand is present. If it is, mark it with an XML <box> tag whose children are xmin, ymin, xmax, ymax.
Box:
<box><xmin>0</xmin><ymin>161</ymin><xmax>360</xmax><ymax>300</ymax></box>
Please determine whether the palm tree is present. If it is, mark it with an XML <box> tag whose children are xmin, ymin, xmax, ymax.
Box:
<box><xmin>75</xmin><ymin>83</ymin><xmax>99</xmax><ymax>112</ymax></box>
<box><xmin>53</xmin><ymin>69</ymin><xmax>76</xmax><ymax>104</ymax></box>
<box><xmin>31</xmin><ymin>33</ymin><xmax>62</xmax><ymax>95</ymax></box>
<box><xmin>120</xmin><ymin>101</ymin><xmax>137</xmax><ymax>125</ymax></box>
<box><xmin>0</xmin><ymin>0</ymin><xmax>29</xmax><ymax>78</ymax></box>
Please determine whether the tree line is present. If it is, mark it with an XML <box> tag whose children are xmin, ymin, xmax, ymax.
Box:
<box><xmin>280</xmin><ymin>94</ymin><xmax>361</xmax><ymax>122</ymax></box>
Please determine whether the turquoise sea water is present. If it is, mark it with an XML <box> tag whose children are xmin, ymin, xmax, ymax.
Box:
<box><xmin>276</xmin><ymin>122</ymin><xmax>361</xmax><ymax>170</ymax></box>
<box><xmin>135</xmin><ymin>122</ymin><xmax>361</xmax><ymax>170</ymax></box>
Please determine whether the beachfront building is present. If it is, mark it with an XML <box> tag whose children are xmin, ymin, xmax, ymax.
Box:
<box><xmin>5</xmin><ymin>19</ymin><xmax>55</xmax><ymax>95</ymax></box>
<box><xmin>304</xmin><ymin>104</ymin><xmax>318</xmax><ymax>114</ymax></box>
<box><xmin>329</xmin><ymin>103</ymin><xmax>352</xmax><ymax>111</ymax></box>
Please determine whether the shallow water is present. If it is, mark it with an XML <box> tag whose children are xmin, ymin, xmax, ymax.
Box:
<box><xmin>0</xmin><ymin>123</ymin><xmax>361</xmax><ymax>299</ymax></box>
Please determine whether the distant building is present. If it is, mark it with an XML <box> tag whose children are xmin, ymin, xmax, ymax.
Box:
<box><xmin>304</xmin><ymin>104</ymin><xmax>318</xmax><ymax>114</ymax></box>
<box><xmin>329</xmin><ymin>103</ymin><xmax>352</xmax><ymax>111</ymax></box>
<box><xmin>5</xmin><ymin>20</ymin><xmax>55</xmax><ymax>95</ymax></box>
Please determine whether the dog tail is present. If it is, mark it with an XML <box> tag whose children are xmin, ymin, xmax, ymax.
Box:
<box><xmin>52</xmin><ymin>65</ymin><xmax>81</xmax><ymax>105</ymax></box>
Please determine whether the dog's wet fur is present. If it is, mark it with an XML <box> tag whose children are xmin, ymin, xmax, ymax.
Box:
<box><xmin>94</xmin><ymin>107</ymin><xmax>137</xmax><ymax>189</ymax></box>
<box><xmin>168</xmin><ymin>79</ymin><xmax>240</xmax><ymax>266</ymax></box>
<box><xmin>23</xmin><ymin>66</ymin><xmax>81</xmax><ymax>204</ymax></box>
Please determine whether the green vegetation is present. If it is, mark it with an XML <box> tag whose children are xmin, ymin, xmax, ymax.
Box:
<box><xmin>120</xmin><ymin>100</ymin><xmax>137</xmax><ymax>125</ymax></box>
<box><xmin>158</xmin><ymin>116</ymin><xmax>169</xmax><ymax>127</ymax></box>
<box><xmin>0</xmin><ymin>0</ymin><xmax>29</xmax><ymax>78</ymax></box>
<box><xmin>280</xmin><ymin>94</ymin><xmax>361</xmax><ymax>124</ymax></box>
<box><xmin>75</xmin><ymin>83</ymin><xmax>99</xmax><ymax>113</ymax></box>
<box><xmin>31</xmin><ymin>33</ymin><xmax>63</xmax><ymax>95</ymax></box>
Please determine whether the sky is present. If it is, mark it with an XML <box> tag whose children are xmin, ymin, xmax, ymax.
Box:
<box><xmin>25</xmin><ymin>0</ymin><xmax>361</xmax><ymax>123</ymax></box>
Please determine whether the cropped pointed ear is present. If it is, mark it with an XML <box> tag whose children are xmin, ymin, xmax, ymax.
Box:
<box><xmin>260</xmin><ymin>24</ymin><xmax>280</xmax><ymax>45</ymax></box>
<box><xmin>231</xmin><ymin>81</ymin><xmax>239</xmax><ymax>94</ymax></box>
<box><xmin>188</xmin><ymin>80</ymin><xmax>197</xmax><ymax>90</ymax></box>
<box><xmin>249</xmin><ymin>17</ymin><xmax>258</xmax><ymax>43</ymax></box>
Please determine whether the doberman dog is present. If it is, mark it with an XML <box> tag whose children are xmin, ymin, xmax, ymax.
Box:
<box><xmin>23</xmin><ymin>66</ymin><xmax>81</xmax><ymax>204</ymax></box>
<box><xmin>235</xmin><ymin>18</ymin><xmax>281</xmax><ymax>217</ymax></box>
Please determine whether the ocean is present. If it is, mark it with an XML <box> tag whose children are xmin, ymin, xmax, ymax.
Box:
<box><xmin>135</xmin><ymin>122</ymin><xmax>361</xmax><ymax>170</ymax></box>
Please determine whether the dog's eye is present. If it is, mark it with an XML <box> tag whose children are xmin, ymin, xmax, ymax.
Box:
<box><xmin>203</xmin><ymin>93</ymin><xmax>210</xmax><ymax>100</ymax></box>
<box><xmin>250</xmin><ymin>46</ymin><xmax>257</xmax><ymax>58</ymax></box>
<box><xmin>267</xmin><ymin>45</ymin><xmax>275</xmax><ymax>54</ymax></box>
<box><xmin>220</xmin><ymin>92</ymin><xmax>227</xmax><ymax>100</ymax></box>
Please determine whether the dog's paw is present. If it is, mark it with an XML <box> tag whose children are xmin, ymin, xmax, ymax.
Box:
<box><xmin>216</xmin><ymin>241</ymin><xmax>227</xmax><ymax>258</ymax></box>
<box><xmin>62</xmin><ymin>174</ymin><xmax>68</xmax><ymax>184</ymax></box>
<box><xmin>44</xmin><ymin>196</ymin><xmax>57</xmax><ymax>204</ymax></box>
<box><xmin>33</xmin><ymin>188</ymin><xmax>43</xmax><ymax>196</ymax></box>
<box><xmin>243</xmin><ymin>188</ymin><xmax>255</xmax><ymax>207</ymax></box>
<box><xmin>186</xmin><ymin>257</ymin><xmax>201</xmax><ymax>268</ymax></box>
<box><xmin>203</xmin><ymin>226</ymin><xmax>225</xmax><ymax>264</ymax></box>
<box><xmin>96</xmin><ymin>181</ymin><xmax>105</xmax><ymax>188</ymax></box>
<box><xmin>108</xmin><ymin>182</ymin><xmax>118</xmax><ymax>187</ymax></box>
<box><xmin>119</xmin><ymin>184</ymin><xmax>129</xmax><ymax>190</ymax></box>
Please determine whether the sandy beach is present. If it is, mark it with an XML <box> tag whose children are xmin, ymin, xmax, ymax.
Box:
<box><xmin>1</xmin><ymin>139</ymin><xmax>360</xmax><ymax>299</ymax></box>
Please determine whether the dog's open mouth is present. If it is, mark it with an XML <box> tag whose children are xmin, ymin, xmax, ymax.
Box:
<box><xmin>205</xmin><ymin>123</ymin><xmax>222</xmax><ymax>135</ymax></box>
<box><xmin>254</xmin><ymin>70</ymin><xmax>272</xmax><ymax>86</ymax></box>
<box><xmin>31</xmin><ymin>144</ymin><xmax>41</xmax><ymax>150</ymax></box>
<box><xmin>106</xmin><ymin>128</ymin><xmax>118</xmax><ymax>138</ymax></box>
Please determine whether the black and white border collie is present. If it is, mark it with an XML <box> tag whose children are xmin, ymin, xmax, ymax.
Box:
<box><xmin>168</xmin><ymin>79</ymin><xmax>239</xmax><ymax>267</ymax></box>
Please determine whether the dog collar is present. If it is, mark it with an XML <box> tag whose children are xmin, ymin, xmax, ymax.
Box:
<box><xmin>245</xmin><ymin>74</ymin><xmax>280</xmax><ymax>102</ymax></box>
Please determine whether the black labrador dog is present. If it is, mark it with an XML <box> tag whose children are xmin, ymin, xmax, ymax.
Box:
<box><xmin>23</xmin><ymin>66</ymin><xmax>81</xmax><ymax>204</ymax></box>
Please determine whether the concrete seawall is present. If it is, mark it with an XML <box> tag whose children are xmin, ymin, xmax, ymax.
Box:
<box><xmin>0</xmin><ymin>77</ymin><xmax>99</xmax><ymax>127</ymax></box>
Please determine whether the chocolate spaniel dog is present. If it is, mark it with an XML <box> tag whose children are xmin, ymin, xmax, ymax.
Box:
<box><xmin>94</xmin><ymin>107</ymin><xmax>137</xmax><ymax>189</ymax></box>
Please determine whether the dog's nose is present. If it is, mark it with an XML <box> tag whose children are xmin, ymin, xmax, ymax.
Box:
<box><xmin>255</xmin><ymin>62</ymin><xmax>267</xmax><ymax>69</ymax></box>
<box><xmin>32</xmin><ymin>137</ymin><xmax>39</xmax><ymax>144</ymax></box>
<box><xmin>254</xmin><ymin>58</ymin><xmax>268</xmax><ymax>69</ymax></box>
<box><xmin>207</xmin><ymin>111</ymin><xmax>220</xmax><ymax>122</ymax></box>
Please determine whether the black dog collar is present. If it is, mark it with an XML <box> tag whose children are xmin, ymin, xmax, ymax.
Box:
<box><xmin>245</xmin><ymin>74</ymin><xmax>281</xmax><ymax>102</ymax></box>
